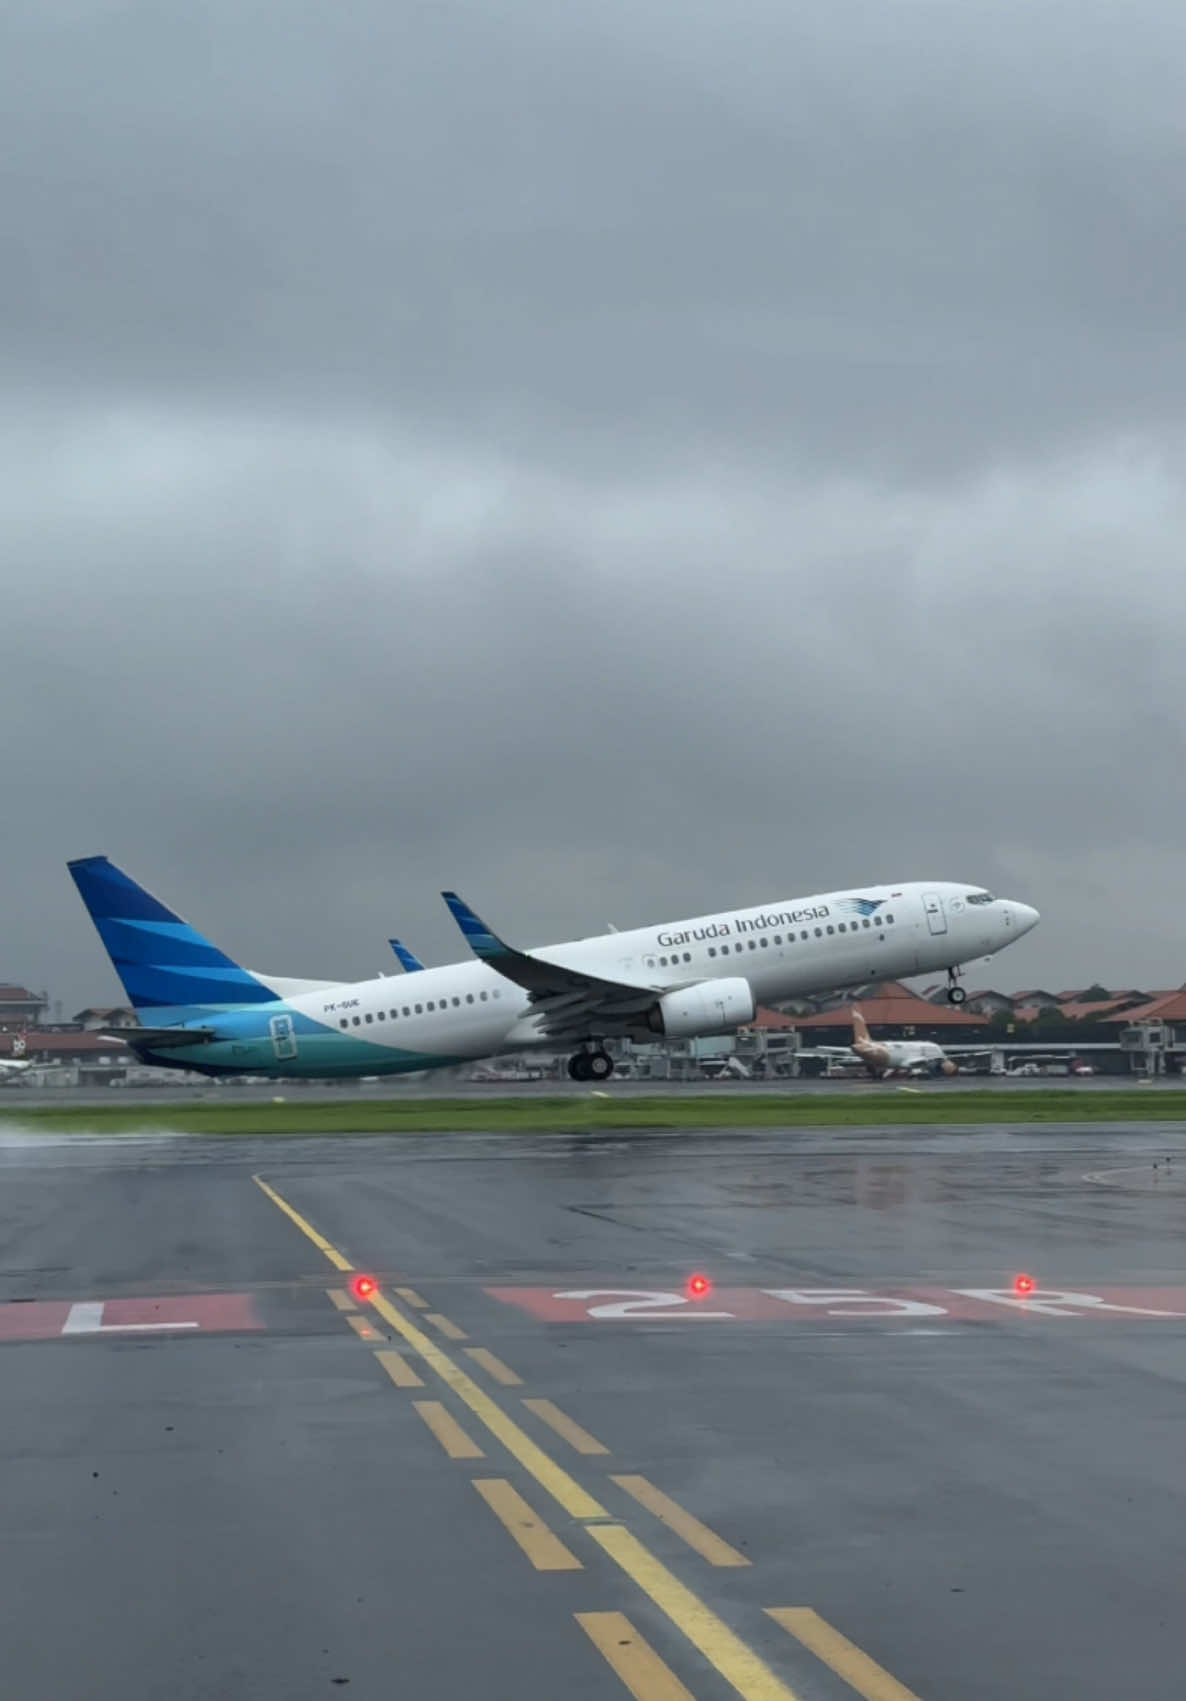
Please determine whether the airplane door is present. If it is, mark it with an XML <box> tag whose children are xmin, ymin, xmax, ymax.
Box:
<box><xmin>922</xmin><ymin>892</ymin><xmax>947</xmax><ymax>935</ymax></box>
<box><xmin>269</xmin><ymin>1014</ymin><xmax>299</xmax><ymax>1061</ymax></box>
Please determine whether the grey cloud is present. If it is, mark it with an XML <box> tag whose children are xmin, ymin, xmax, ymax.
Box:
<box><xmin>2</xmin><ymin>4</ymin><xmax>1186</xmax><ymax>1008</ymax></box>
<box><xmin>2</xmin><ymin>398</ymin><xmax>1183</xmax><ymax>1003</ymax></box>
<box><xmin>3</xmin><ymin>3</ymin><xmax>1186</xmax><ymax>479</ymax></box>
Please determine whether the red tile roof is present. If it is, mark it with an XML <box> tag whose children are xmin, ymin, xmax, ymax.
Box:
<box><xmin>1057</xmin><ymin>998</ymin><xmax>1143</xmax><ymax>1020</ymax></box>
<box><xmin>1104</xmin><ymin>990</ymin><xmax>1186</xmax><ymax>1024</ymax></box>
<box><xmin>0</xmin><ymin>1031</ymin><xmax>129</xmax><ymax>1057</ymax></box>
<box><xmin>790</xmin><ymin>982</ymin><xmax>982</xmax><ymax>1029</ymax></box>
<box><xmin>746</xmin><ymin>1007</ymin><xmax>800</xmax><ymax>1031</ymax></box>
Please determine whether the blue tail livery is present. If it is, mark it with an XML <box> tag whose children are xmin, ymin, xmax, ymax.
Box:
<box><xmin>67</xmin><ymin>856</ymin><xmax>275</xmax><ymax>1021</ymax></box>
<box><xmin>389</xmin><ymin>938</ymin><xmax>425</xmax><ymax>973</ymax></box>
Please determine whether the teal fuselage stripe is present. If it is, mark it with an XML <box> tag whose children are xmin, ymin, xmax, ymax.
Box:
<box><xmin>145</xmin><ymin>1034</ymin><xmax>471</xmax><ymax>1079</ymax></box>
<box><xmin>128</xmin><ymin>1004</ymin><xmax>479</xmax><ymax>1079</ymax></box>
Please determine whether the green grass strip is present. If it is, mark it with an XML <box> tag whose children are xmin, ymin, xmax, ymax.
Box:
<box><xmin>0</xmin><ymin>1088</ymin><xmax>1184</xmax><ymax>1135</ymax></box>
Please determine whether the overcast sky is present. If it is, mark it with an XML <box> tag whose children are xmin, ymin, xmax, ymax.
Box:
<box><xmin>3</xmin><ymin>0</ymin><xmax>1185</xmax><ymax>1012</ymax></box>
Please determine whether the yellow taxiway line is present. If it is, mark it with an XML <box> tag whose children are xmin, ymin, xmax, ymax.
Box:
<box><xmin>473</xmin><ymin>1478</ymin><xmax>583</xmax><ymax>1571</ymax></box>
<box><xmin>576</xmin><ymin>1611</ymin><xmax>698</xmax><ymax>1701</ymax></box>
<box><xmin>612</xmin><ymin>1475</ymin><xmax>750</xmax><ymax>1568</ymax></box>
<box><xmin>766</xmin><ymin>1609</ymin><xmax>925</xmax><ymax>1701</ymax></box>
<box><xmin>253</xmin><ymin>1172</ymin><xmax>806</xmax><ymax>1701</ymax></box>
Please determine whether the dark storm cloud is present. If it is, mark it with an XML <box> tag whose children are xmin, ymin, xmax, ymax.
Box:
<box><xmin>4</xmin><ymin>1</ymin><xmax>1186</xmax><ymax>477</ymax></box>
<box><xmin>2</xmin><ymin>2</ymin><xmax>1185</xmax><ymax>1006</ymax></box>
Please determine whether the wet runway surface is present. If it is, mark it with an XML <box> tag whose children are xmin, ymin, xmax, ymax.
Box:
<box><xmin>2</xmin><ymin>1122</ymin><xmax>1185</xmax><ymax>1700</ymax></box>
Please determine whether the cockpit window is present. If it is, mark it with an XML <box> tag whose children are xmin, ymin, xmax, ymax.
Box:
<box><xmin>966</xmin><ymin>891</ymin><xmax>995</xmax><ymax>905</ymax></box>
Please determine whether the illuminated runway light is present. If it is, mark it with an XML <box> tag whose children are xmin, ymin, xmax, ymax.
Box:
<box><xmin>1013</xmin><ymin>1273</ymin><xmax>1035</xmax><ymax>1297</ymax></box>
<box><xmin>687</xmin><ymin>1273</ymin><xmax>713</xmax><ymax>1300</ymax></box>
<box><xmin>350</xmin><ymin>1274</ymin><xmax>379</xmax><ymax>1302</ymax></box>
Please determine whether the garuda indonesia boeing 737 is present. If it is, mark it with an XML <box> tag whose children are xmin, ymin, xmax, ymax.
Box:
<box><xmin>67</xmin><ymin>857</ymin><xmax>1039</xmax><ymax>1082</ymax></box>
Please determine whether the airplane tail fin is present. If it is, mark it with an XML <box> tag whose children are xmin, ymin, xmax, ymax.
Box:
<box><xmin>851</xmin><ymin>1007</ymin><xmax>871</xmax><ymax>1046</ymax></box>
<box><xmin>389</xmin><ymin>938</ymin><xmax>425</xmax><ymax>974</ymax></box>
<box><xmin>67</xmin><ymin>856</ymin><xmax>277</xmax><ymax>1022</ymax></box>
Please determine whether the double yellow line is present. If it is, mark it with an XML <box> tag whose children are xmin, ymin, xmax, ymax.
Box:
<box><xmin>257</xmin><ymin>1173</ymin><xmax>926</xmax><ymax>1701</ymax></box>
<box><xmin>254</xmin><ymin>1173</ymin><xmax>803</xmax><ymax>1701</ymax></box>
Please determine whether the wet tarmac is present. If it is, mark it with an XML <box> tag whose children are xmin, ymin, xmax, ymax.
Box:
<box><xmin>2</xmin><ymin>1121</ymin><xmax>1185</xmax><ymax>1700</ymax></box>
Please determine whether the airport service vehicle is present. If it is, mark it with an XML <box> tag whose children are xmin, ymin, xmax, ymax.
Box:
<box><xmin>67</xmin><ymin>857</ymin><xmax>1039</xmax><ymax>1083</ymax></box>
<box><xmin>798</xmin><ymin>1008</ymin><xmax>997</xmax><ymax>1079</ymax></box>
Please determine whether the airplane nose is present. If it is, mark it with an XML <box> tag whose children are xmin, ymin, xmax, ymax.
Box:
<box><xmin>1011</xmin><ymin>902</ymin><xmax>1040</xmax><ymax>935</ymax></box>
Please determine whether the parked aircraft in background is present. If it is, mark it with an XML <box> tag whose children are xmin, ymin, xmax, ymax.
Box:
<box><xmin>68</xmin><ymin>857</ymin><xmax>1038</xmax><ymax>1083</ymax></box>
<box><xmin>799</xmin><ymin>1008</ymin><xmax>996</xmax><ymax>1079</ymax></box>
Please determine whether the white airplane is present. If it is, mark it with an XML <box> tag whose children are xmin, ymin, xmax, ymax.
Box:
<box><xmin>800</xmin><ymin>1007</ymin><xmax>996</xmax><ymax>1079</ymax></box>
<box><xmin>67</xmin><ymin>858</ymin><xmax>1039</xmax><ymax>1083</ymax></box>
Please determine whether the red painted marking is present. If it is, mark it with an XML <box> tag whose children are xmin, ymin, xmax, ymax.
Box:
<box><xmin>483</xmin><ymin>1285</ymin><xmax>1186</xmax><ymax>1324</ymax></box>
<box><xmin>0</xmin><ymin>1292</ymin><xmax>261</xmax><ymax>1343</ymax></box>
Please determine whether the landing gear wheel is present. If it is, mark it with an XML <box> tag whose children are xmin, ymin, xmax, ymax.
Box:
<box><xmin>947</xmin><ymin>985</ymin><xmax>967</xmax><ymax>1005</ymax></box>
<box><xmin>587</xmin><ymin>1050</ymin><xmax>614</xmax><ymax>1081</ymax></box>
<box><xmin>567</xmin><ymin>1052</ymin><xmax>592</xmax><ymax>1082</ymax></box>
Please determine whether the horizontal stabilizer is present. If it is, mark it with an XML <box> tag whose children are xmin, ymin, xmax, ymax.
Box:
<box><xmin>111</xmin><ymin>1026</ymin><xmax>219</xmax><ymax>1051</ymax></box>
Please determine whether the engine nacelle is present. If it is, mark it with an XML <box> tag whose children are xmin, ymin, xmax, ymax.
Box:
<box><xmin>645</xmin><ymin>977</ymin><xmax>755</xmax><ymax>1039</ymax></box>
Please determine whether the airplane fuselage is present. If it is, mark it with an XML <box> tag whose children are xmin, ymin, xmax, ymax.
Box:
<box><xmin>136</xmin><ymin>881</ymin><xmax>1035</xmax><ymax>1079</ymax></box>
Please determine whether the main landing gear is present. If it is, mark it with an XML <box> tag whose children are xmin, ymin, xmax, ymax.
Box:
<box><xmin>945</xmin><ymin>967</ymin><xmax>967</xmax><ymax>1005</ymax></box>
<box><xmin>568</xmin><ymin>1048</ymin><xmax>614</xmax><ymax>1082</ymax></box>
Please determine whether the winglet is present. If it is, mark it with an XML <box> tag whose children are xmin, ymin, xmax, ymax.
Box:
<box><xmin>389</xmin><ymin>938</ymin><xmax>425</xmax><ymax>974</ymax></box>
<box><xmin>441</xmin><ymin>892</ymin><xmax>514</xmax><ymax>962</ymax></box>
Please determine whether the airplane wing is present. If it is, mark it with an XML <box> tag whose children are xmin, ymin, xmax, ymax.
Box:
<box><xmin>0</xmin><ymin>1057</ymin><xmax>31</xmax><ymax>1075</ymax></box>
<box><xmin>389</xmin><ymin>938</ymin><xmax>425</xmax><ymax>973</ymax></box>
<box><xmin>441</xmin><ymin>892</ymin><xmax>662</xmax><ymax>1037</ymax></box>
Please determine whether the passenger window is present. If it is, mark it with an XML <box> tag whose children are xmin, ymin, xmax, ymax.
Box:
<box><xmin>452</xmin><ymin>997</ymin><xmax>460</xmax><ymax>1007</ymax></box>
<box><xmin>801</xmin><ymin>930</ymin><xmax>808</xmax><ymax>941</ymax></box>
<box><xmin>708</xmin><ymin>947</ymin><xmax>717</xmax><ymax>957</ymax></box>
<box><xmin>748</xmin><ymin>939</ymin><xmax>756</xmax><ymax>950</ymax></box>
<box><xmin>760</xmin><ymin>938</ymin><xmax>768</xmax><ymax>948</ymax></box>
<box><xmin>837</xmin><ymin>923</ymin><xmax>845</xmax><ymax>933</ymax></box>
<box><xmin>480</xmin><ymin>991</ymin><xmax>488</xmax><ymax>1001</ymax></box>
<box><xmin>683</xmin><ymin>952</ymin><xmax>691</xmax><ymax>963</ymax></box>
<box><xmin>886</xmin><ymin>914</ymin><xmax>894</xmax><ymax>924</ymax></box>
<box><xmin>659</xmin><ymin>956</ymin><xmax>668</xmax><ymax>967</ymax></box>
<box><xmin>339</xmin><ymin>1019</ymin><xmax>348</xmax><ymax>1029</ymax></box>
<box><xmin>814</xmin><ymin>927</ymin><xmax>822</xmax><ymax>938</ymax></box>
<box><xmin>862</xmin><ymin>918</ymin><xmax>871</xmax><ymax>928</ymax></box>
<box><xmin>773</xmin><ymin>935</ymin><xmax>782</xmax><ymax>945</ymax></box>
<box><xmin>402</xmin><ymin>1006</ymin><xmax>410</xmax><ymax>1017</ymax></box>
<box><xmin>826</xmin><ymin>925</ymin><xmax>834</xmax><ymax>935</ymax></box>
<box><xmin>364</xmin><ymin>1013</ymin><xmax>373</xmax><ymax>1023</ymax></box>
<box><xmin>466</xmin><ymin>993</ymin><xmax>474</xmax><ymax>1003</ymax></box>
<box><xmin>352</xmin><ymin>1016</ymin><xmax>361</xmax><ymax>1026</ymax></box>
<box><xmin>415</xmin><ymin>1003</ymin><xmax>423</xmax><ymax>1014</ymax></box>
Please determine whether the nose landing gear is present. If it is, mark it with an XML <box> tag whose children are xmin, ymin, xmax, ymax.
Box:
<box><xmin>567</xmin><ymin>1048</ymin><xmax>615</xmax><ymax>1082</ymax></box>
<box><xmin>946</xmin><ymin>968</ymin><xmax>967</xmax><ymax>1006</ymax></box>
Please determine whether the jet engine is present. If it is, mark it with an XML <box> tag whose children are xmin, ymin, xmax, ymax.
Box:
<box><xmin>645</xmin><ymin>977</ymin><xmax>755</xmax><ymax>1039</ymax></box>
